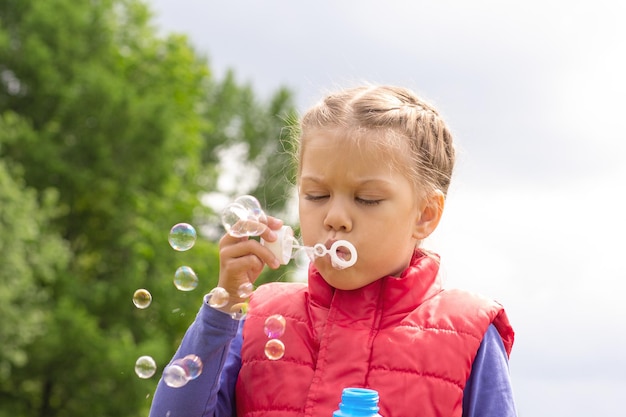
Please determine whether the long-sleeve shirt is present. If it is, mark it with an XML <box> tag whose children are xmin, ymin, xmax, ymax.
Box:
<box><xmin>149</xmin><ymin>301</ymin><xmax>517</xmax><ymax>417</ymax></box>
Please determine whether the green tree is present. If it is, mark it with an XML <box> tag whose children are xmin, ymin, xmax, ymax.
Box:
<box><xmin>0</xmin><ymin>0</ymin><xmax>296</xmax><ymax>415</ymax></box>
<box><xmin>0</xmin><ymin>112</ymin><xmax>71</xmax><ymax>414</ymax></box>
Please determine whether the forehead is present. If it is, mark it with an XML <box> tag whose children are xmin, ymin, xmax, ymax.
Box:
<box><xmin>300</xmin><ymin>128</ymin><xmax>411</xmax><ymax>170</ymax></box>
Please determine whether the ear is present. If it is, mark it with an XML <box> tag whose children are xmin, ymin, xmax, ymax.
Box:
<box><xmin>413</xmin><ymin>190</ymin><xmax>445</xmax><ymax>240</ymax></box>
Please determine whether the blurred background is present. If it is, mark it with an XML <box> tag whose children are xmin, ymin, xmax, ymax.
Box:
<box><xmin>1</xmin><ymin>0</ymin><xmax>625</xmax><ymax>416</ymax></box>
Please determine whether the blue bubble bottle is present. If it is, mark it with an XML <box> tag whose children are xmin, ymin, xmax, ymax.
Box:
<box><xmin>333</xmin><ymin>387</ymin><xmax>382</xmax><ymax>417</ymax></box>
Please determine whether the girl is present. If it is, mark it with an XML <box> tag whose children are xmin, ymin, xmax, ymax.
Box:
<box><xmin>149</xmin><ymin>85</ymin><xmax>516</xmax><ymax>417</ymax></box>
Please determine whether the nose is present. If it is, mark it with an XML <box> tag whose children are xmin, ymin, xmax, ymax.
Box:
<box><xmin>323</xmin><ymin>197</ymin><xmax>352</xmax><ymax>232</ymax></box>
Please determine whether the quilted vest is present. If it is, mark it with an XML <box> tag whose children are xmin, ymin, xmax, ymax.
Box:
<box><xmin>236</xmin><ymin>251</ymin><xmax>514</xmax><ymax>417</ymax></box>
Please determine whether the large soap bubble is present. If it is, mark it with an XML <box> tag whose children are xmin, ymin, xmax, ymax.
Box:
<box><xmin>221</xmin><ymin>195</ymin><xmax>268</xmax><ymax>237</ymax></box>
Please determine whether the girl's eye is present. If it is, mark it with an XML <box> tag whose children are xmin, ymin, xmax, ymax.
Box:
<box><xmin>356</xmin><ymin>197</ymin><xmax>382</xmax><ymax>206</ymax></box>
<box><xmin>304</xmin><ymin>194</ymin><xmax>328</xmax><ymax>202</ymax></box>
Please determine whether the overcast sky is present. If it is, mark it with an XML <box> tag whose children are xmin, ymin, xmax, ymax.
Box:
<box><xmin>147</xmin><ymin>1</ymin><xmax>626</xmax><ymax>415</ymax></box>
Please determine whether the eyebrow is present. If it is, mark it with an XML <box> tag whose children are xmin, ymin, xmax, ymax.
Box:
<box><xmin>299</xmin><ymin>175</ymin><xmax>395</xmax><ymax>187</ymax></box>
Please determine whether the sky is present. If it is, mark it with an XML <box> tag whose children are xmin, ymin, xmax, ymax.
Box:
<box><xmin>147</xmin><ymin>1</ymin><xmax>626</xmax><ymax>415</ymax></box>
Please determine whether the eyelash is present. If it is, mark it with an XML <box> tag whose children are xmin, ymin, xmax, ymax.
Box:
<box><xmin>356</xmin><ymin>197</ymin><xmax>382</xmax><ymax>206</ymax></box>
<box><xmin>304</xmin><ymin>195</ymin><xmax>382</xmax><ymax>206</ymax></box>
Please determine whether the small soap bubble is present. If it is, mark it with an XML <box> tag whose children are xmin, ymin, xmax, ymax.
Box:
<box><xmin>264</xmin><ymin>314</ymin><xmax>286</xmax><ymax>339</ymax></box>
<box><xmin>135</xmin><ymin>355</ymin><xmax>157</xmax><ymax>379</ymax></box>
<box><xmin>237</xmin><ymin>282</ymin><xmax>254</xmax><ymax>298</ymax></box>
<box><xmin>230</xmin><ymin>302</ymin><xmax>248</xmax><ymax>320</ymax></box>
<box><xmin>163</xmin><ymin>363</ymin><xmax>188</xmax><ymax>388</ymax></box>
<box><xmin>206</xmin><ymin>287</ymin><xmax>229</xmax><ymax>308</ymax></box>
<box><xmin>168</xmin><ymin>223</ymin><xmax>197</xmax><ymax>251</ymax></box>
<box><xmin>133</xmin><ymin>289</ymin><xmax>152</xmax><ymax>309</ymax></box>
<box><xmin>162</xmin><ymin>355</ymin><xmax>203</xmax><ymax>388</ymax></box>
<box><xmin>180</xmin><ymin>354</ymin><xmax>203</xmax><ymax>380</ymax></box>
<box><xmin>264</xmin><ymin>339</ymin><xmax>285</xmax><ymax>360</ymax></box>
<box><xmin>174</xmin><ymin>266</ymin><xmax>198</xmax><ymax>291</ymax></box>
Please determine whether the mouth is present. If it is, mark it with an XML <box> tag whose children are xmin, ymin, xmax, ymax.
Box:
<box><xmin>325</xmin><ymin>240</ymin><xmax>351</xmax><ymax>257</ymax></box>
<box><xmin>323</xmin><ymin>239</ymin><xmax>355</xmax><ymax>270</ymax></box>
<box><xmin>334</xmin><ymin>247</ymin><xmax>352</xmax><ymax>261</ymax></box>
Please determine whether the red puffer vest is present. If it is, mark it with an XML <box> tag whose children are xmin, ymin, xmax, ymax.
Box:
<box><xmin>236</xmin><ymin>251</ymin><xmax>514</xmax><ymax>417</ymax></box>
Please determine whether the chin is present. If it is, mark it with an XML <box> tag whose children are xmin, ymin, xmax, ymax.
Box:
<box><xmin>323</xmin><ymin>279</ymin><xmax>362</xmax><ymax>291</ymax></box>
<box><xmin>319</xmin><ymin>268</ymin><xmax>371</xmax><ymax>291</ymax></box>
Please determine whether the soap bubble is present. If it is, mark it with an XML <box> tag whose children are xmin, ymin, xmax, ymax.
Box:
<box><xmin>233</xmin><ymin>195</ymin><xmax>267</xmax><ymax>223</ymax></box>
<box><xmin>237</xmin><ymin>282</ymin><xmax>254</xmax><ymax>298</ymax></box>
<box><xmin>221</xmin><ymin>195</ymin><xmax>268</xmax><ymax>238</ymax></box>
<box><xmin>221</xmin><ymin>203</ymin><xmax>268</xmax><ymax>237</ymax></box>
<box><xmin>133</xmin><ymin>289</ymin><xmax>152</xmax><ymax>309</ymax></box>
<box><xmin>135</xmin><ymin>355</ymin><xmax>157</xmax><ymax>379</ymax></box>
<box><xmin>206</xmin><ymin>287</ymin><xmax>229</xmax><ymax>308</ymax></box>
<box><xmin>264</xmin><ymin>339</ymin><xmax>285</xmax><ymax>360</ymax></box>
<box><xmin>163</xmin><ymin>363</ymin><xmax>187</xmax><ymax>388</ymax></box>
<box><xmin>180</xmin><ymin>354</ymin><xmax>203</xmax><ymax>380</ymax></box>
<box><xmin>230</xmin><ymin>302</ymin><xmax>248</xmax><ymax>320</ymax></box>
<box><xmin>163</xmin><ymin>354</ymin><xmax>203</xmax><ymax>388</ymax></box>
<box><xmin>174</xmin><ymin>266</ymin><xmax>198</xmax><ymax>291</ymax></box>
<box><xmin>168</xmin><ymin>223</ymin><xmax>197</xmax><ymax>251</ymax></box>
<box><xmin>264</xmin><ymin>314</ymin><xmax>286</xmax><ymax>339</ymax></box>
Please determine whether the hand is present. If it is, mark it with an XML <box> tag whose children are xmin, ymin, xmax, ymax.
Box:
<box><xmin>216</xmin><ymin>216</ymin><xmax>283</xmax><ymax>310</ymax></box>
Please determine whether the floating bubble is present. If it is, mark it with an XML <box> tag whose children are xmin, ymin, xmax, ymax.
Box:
<box><xmin>180</xmin><ymin>354</ymin><xmax>203</xmax><ymax>380</ymax></box>
<box><xmin>168</xmin><ymin>223</ymin><xmax>197</xmax><ymax>251</ymax></box>
<box><xmin>206</xmin><ymin>287</ymin><xmax>229</xmax><ymax>308</ymax></box>
<box><xmin>163</xmin><ymin>363</ymin><xmax>188</xmax><ymax>388</ymax></box>
<box><xmin>133</xmin><ymin>288</ymin><xmax>152</xmax><ymax>309</ymax></box>
<box><xmin>237</xmin><ymin>282</ymin><xmax>254</xmax><ymax>298</ymax></box>
<box><xmin>230</xmin><ymin>302</ymin><xmax>248</xmax><ymax>320</ymax></box>
<box><xmin>163</xmin><ymin>354</ymin><xmax>203</xmax><ymax>388</ymax></box>
<box><xmin>264</xmin><ymin>339</ymin><xmax>285</xmax><ymax>360</ymax></box>
<box><xmin>135</xmin><ymin>355</ymin><xmax>157</xmax><ymax>379</ymax></box>
<box><xmin>174</xmin><ymin>266</ymin><xmax>198</xmax><ymax>291</ymax></box>
<box><xmin>264</xmin><ymin>314</ymin><xmax>286</xmax><ymax>339</ymax></box>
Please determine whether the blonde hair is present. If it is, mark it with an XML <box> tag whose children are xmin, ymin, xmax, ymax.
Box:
<box><xmin>297</xmin><ymin>85</ymin><xmax>456</xmax><ymax>196</ymax></box>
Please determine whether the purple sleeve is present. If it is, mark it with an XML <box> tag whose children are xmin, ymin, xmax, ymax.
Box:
<box><xmin>462</xmin><ymin>324</ymin><xmax>517</xmax><ymax>417</ymax></box>
<box><xmin>149</xmin><ymin>297</ymin><xmax>243</xmax><ymax>417</ymax></box>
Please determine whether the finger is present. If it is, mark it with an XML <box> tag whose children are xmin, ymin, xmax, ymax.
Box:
<box><xmin>260</xmin><ymin>217</ymin><xmax>285</xmax><ymax>243</ymax></box>
<box><xmin>220</xmin><ymin>238</ymin><xmax>281</xmax><ymax>271</ymax></box>
<box><xmin>266</xmin><ymin>216</ymin><xmax>284</xmax><ymax>231</ymax></box>
<box><xmin>219</xmin><ymin>230</ymin><xmax>250</xmax><ymax>249</ymax></box>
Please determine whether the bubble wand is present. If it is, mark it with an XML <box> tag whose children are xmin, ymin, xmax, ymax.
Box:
<box><xmin>221</xmin><ymin>195</ymin><xmax>358</xmax><ymax>269</ymax></box>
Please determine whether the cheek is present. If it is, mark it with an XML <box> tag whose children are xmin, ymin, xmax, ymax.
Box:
<box><xmin>297</xmin><ymin>209</ymin><xmax>317</xmax><ymax>244</ymax></box>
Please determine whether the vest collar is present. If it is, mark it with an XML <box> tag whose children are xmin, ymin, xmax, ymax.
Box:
<box><xmin>308</xmin><ymin>250</ymin><xmax>443</xmax><ymax>321</ymax></box>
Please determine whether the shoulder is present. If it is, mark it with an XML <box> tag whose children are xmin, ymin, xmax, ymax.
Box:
<box><xmin>418</xmin><ymin>288</ymin><xmax>515</xmax><ymax>356</ymax></box>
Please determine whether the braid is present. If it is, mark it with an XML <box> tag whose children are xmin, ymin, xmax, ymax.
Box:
<box><xmin>299</xmin><ymin>85</ymin><xmax>456</xmax><ymax>196</ymax></box>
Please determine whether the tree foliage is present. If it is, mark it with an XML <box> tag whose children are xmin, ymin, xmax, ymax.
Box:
<box><xmin>0</xmin><ymin>0</ymin><xmax>297</xmax><ymax>415</ymax></box>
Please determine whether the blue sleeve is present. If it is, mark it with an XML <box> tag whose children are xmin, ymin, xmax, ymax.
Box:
<box><xmin>462</xmin><ymin>324</ymin><xmax>517</xmax><ymax>417</ymax></box>
<box><xmin>149</xmin><ymin>297</ymin><xmax>244</xmax><ymax>417</ymax></box>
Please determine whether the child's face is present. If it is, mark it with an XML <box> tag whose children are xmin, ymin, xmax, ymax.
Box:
<box><xmin>298</xmin><ymin>129</ymin><xmax>424</xmax><ymax>290</ymax></box>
